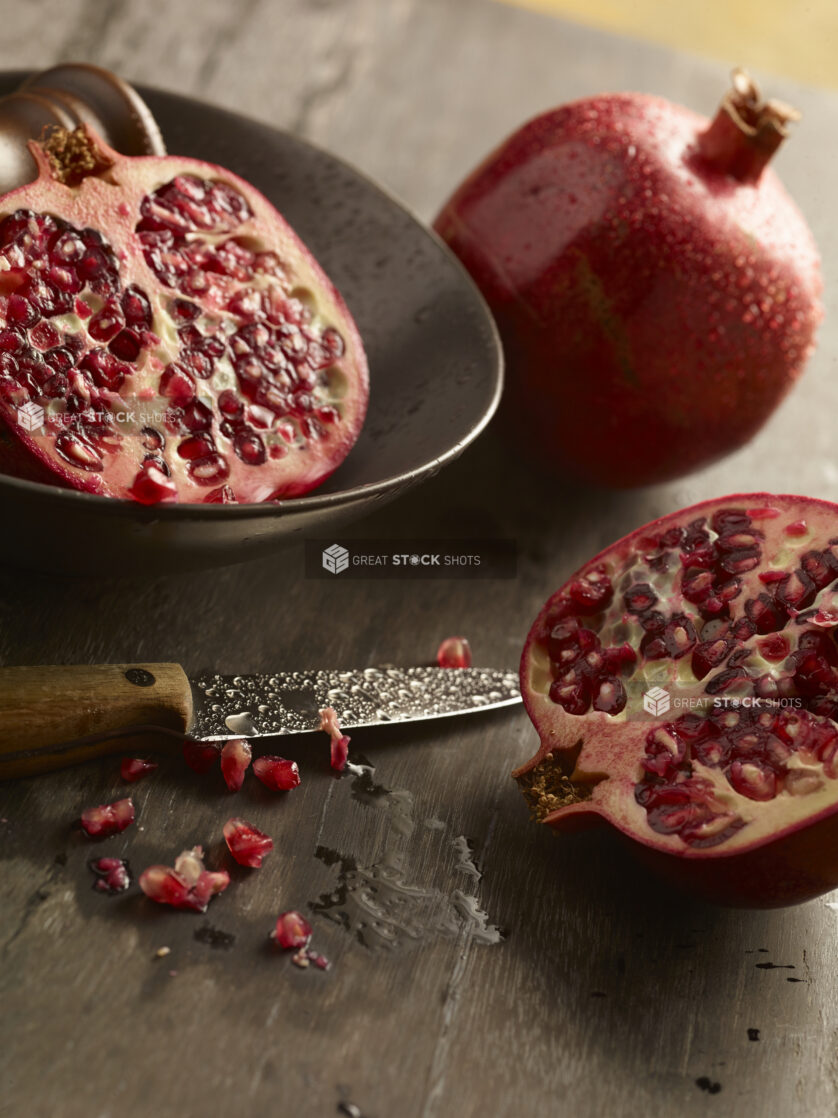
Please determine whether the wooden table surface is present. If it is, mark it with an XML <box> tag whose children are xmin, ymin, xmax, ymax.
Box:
<box><xmin>2</xmin><ymin>2</ymin><xmax>838</xmax><ymax>1116</ymax></box>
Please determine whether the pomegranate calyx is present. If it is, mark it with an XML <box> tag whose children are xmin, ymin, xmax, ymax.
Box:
<box><xmin>699</xmin><ymin>68</ymin><xmax>801</xmax><ymax>184</ymax></box>
<box><xmin>39</xmin><ymin>125</ymin><xmax>115</xmax><ymax>187</ymax></box>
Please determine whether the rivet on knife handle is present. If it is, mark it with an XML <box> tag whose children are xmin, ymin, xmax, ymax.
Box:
<box><xmin>0</xmin><ymin>664</ymin><xmax>192</xmax><ymax>778</ymax></box>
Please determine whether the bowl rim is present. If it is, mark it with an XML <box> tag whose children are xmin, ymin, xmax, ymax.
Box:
<box><xmin>0</xmin><ymin>83</ymin><xmax>504</xmax><ymax>523</ymax></box>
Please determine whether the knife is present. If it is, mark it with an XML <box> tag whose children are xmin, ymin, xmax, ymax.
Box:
<box><xmin>0</xmin><ymin>663</ymin><xmax>522</xmax><ymax>778</ymax></box>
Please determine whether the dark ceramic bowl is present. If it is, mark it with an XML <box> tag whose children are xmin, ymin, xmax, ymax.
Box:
<box><xmin>0</xmin><ymin>77</ymin><xmax>502</xmax><ymax>575</ymax></box>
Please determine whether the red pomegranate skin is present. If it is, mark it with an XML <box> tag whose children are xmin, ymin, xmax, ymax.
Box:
<box><xmin>434</xmin><ymin>90</ymin><xmax>823</xmax><ymax>487</ymax></box>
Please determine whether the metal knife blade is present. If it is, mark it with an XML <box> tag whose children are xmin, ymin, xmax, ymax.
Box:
<box><xmin>189</xmin><ymin>667</ymin><xmax>521</xmax><ymax>740</ymax></box>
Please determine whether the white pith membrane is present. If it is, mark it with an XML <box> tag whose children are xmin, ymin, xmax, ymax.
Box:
<box><xmin>515</xmin><ymin>495</ymin><xmax>838</xmax><ymax>858</ymax></box>
<box><xmin>0</xmin><ymin>129</ymin><xmax>368</xmax><ymax>503</ymax></box>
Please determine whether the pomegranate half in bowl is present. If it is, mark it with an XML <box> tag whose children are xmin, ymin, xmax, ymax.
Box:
<box><xmin>0</xmin><ymin>78</ymin><xmax>502</xmax><ymax>573</ymax></box>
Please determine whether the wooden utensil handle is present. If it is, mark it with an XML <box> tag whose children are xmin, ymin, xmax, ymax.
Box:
<box><xmin>0</xmin><ymin>663</ymin><xmax>193</xmax><ymax>778</ymax></box>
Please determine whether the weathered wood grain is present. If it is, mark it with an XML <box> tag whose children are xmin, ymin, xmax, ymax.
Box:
<box><xmin>1</xmin><ymin>2</ymin><xmax>838</xmax><ymax>1116</ymax></box>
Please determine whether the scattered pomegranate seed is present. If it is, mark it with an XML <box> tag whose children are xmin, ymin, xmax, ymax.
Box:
<box><xmin>80</xmin><ymin>797</ymin><xmax>135</xmax><ymax>838</ymax></box>
<box><xmin>291</xmin><ymin>947</ymin><xmax>330</xmax><ymax>969</ymax></box>
<box><xmin>89</xmin><ymin>856</ymin><xmax>132</xmax><ymax>894</ymax></box>
<box><xmin>139</xmin><ymin>846</ymin><xmax>230</xmax><ymax>912</ymax></box>
<box><xmin>436</xmin><ymin>636</ymin><xmax>472</xmax><ymax>669</ymax></box>
<box><xmin>252</xmin><ymin>755</ymin><xmax>301</xmax><ymax>791</ymax></box>
<box><xmin>183</xmin><ymin>738</ymin><xmax>222</xmax><ymax>773</ymax></box>
<box><xmin>220</xmin><ymin>738</ymin><xmax>252</xmax><ymax>791</ymax></box>
<box><xmin>223</xmin><ymin>817</ymin><xmax>274</xmax><ymax>867</ymax></box>
<box><xmin>319</xmin><ymin>707</ymin><xmax>350</xmax><ymax>771</ymax></box>
<box><xmin>785</xmin><ymin>520</ymin><xmax>808</xmax><ymax>536</ymax></box>
<box><xmin>272</xmin><ymin>910</ymin><xmax>312</xmax><ymax>949</ymax></box>
<box><xmin>120</xmin><ymin>757</ymin><xmax>158</xmax><ymax>782</ymax></box>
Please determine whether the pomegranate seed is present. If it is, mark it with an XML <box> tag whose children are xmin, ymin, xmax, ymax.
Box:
<box><xmin>623</xmin><ymin>583</ymin><xmax>657</xmax><ymax>613</ymax></box>
<box><xmin>178</xmin><ymin>434</ymin><xmax>214</xmax><ymax>460</ymax></box>
<box><xmin>330</xmin><ymin>735</ymin><xmax>350</xmax><ymax>771</ymax></box>
<box><xmin>785</xmin><ymin>519</ymin><xmax>808</xmax><ymax>536</ymax></box>
<box><xmin>204</xmin><ymin>484</ymin><xmax>237</xmax><ymax>503</ymax></box>
<box><xmin>728</xmin><ymin>761</ymin><xmax>777</xmax><ymax>802</ymax></box>
<box><xmin>128</xmin><ymin>463</ymin><xmax>177</xmax><ymax>505</ymax></box>
<box><xmin>30</xmin><ymin>321</ymin><xmax>61</xmax><ymax>349</ymax></box>
<box><xmin>139</xmin><ymin>846</ymin><xmax>230</xmax><ymax>912</ymax></box>
<box><xmin>120</xmin><ymin>757</ymin><xmax>158</xmax><ymax>782</ymax></box>
<box><xmin>89</xmin><ymin>856</ymin><xmax>132</xmax><ymax>894</ymax></box>
<box><xmin>436</xmin><ymin>636</ymin><xmax>472</xmax><ymax>669</ymax></box>
<box><xmin>141</xmin><ymin>426</ymin><xmax>164</xmax><ymax>451</ymax></box>
<box><xmin>319</xmin><ymin>707</ymin><xmax>350</xmax><ymax>771</ymax></box>
<box><xmin>592</xmin><ymin>676</ymin><xmax>626</xmax><ymax>714</ymax></box>
<box><xmin>122</xmin><ymin>285</ymin><xmax>153</xmax><ymax>327</ymax></box>
<box><xmin>188</xmin><ymin>452</ymin><xmax>230</xmax><ymax>484</ymax></box>
<box><xmin>80</xmin><ymin>797</ymin><xmax>135</xmax><ymax>837</ymax></box>
<box><xmin>8</xmin><ymin>293</ymin><xmax>37</xmax><ymax>326</ymax></box>
<box><xmin>223</xmin><ymin>817</ymin><xmax>274</xmax><ymax>867</ymax></box>
<box><xmin>183</xmin><ymin>738</ymin><xmax>221</xmax><ymax>773</ymax></box>
<box><xmin>234</xmin><ymin>431</ymin><xmax>267</xmax><ymax>465</ymax></box>
<box><xmin>272</xmin><ymin>910</ymin><xmax>312</xmax><ymax>949</ymax></box>
<box><xmin>159</xmin><ymin>364</ymin><xmax>195</xmax><ymax>403</ymax></box>
<box><xmin>88</xmin><ymin>304</ymin><xmax>124</xmax><ymax>342</ymax></box>
<box><xmin>252</xmin><ymin>755</ymin><xmax>301</xmax><ymax>791</ymax></box>
<box><xmin>218</xmin><ymin>388</ymin><xmax>242</xmax><ymax>417</ymax></box>
<box><xmin>220</xmin><ymin>738</ymin><xmax>252</xmax><ymax>791</ymax></box>
<box><xmin>758</xmin><ymin>634</ymin><xmax>790</xmax><ymax>662</ymax></box>
<box><xmin>691</xmin><ymin>638</ymin><xmax>732</xmax><ymax>680</ymax></box>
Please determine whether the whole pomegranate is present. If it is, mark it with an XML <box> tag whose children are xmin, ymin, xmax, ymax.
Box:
<box><xmin>435</xmin><ymin>72</ymin><xmax>822</xmax><ymax>487</ymax></box>
<box><xmin>0</xmin><ymin>127</ymin><xmax>368</xmax><ymax>503</ymax></box>
<box><xmin>515</xmin><ymin>494</ymin><xmax>838</xmax><ymax>907</ymax></box>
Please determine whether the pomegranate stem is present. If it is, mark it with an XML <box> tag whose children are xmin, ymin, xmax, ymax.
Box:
<box><xmin>698</xmin><ymin>68</ymin><xmax>800</xmax><ymax>184</ymax></box>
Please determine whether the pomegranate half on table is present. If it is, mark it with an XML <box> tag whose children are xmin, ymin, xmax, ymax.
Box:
<box><xmin>0</xmin><ymin>127</ymin><xmax>368</xmax><ymax>504</ymax></box>
<box><xmin>515</xmin><ymin>494</ymin><xmax>838</xmax><ymax>907</ymax></box>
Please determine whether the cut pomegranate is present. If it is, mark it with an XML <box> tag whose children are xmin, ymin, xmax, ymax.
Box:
<box><xmin>79</xmin><ymin>797</ymin><xmax>135</xmax><ymax>837</ymax></box>
<box><xmin>220</xmin><ymin>738</ymin><xmax>252</xmax><ymax>791</ymax></box>
<box><xmin>89</xmin><ymin>856</ymin><xmax>131</xmax><ymax>894</ymax></box>
<box><xmin>515</xmin><ymin>495</ymin><xmax>838</xmax><ymax>906</ymax></box>
<box><xmin>435</xmin><ymin>72</ymin><xmax>822</xmax><ymax>487</ymax></box>
<box><xmin>183</xmin><ymin>738</ymin><xmax>221</xmax><ymax>773</ymax></box>
<box><xmin>0</xmin><ymin>127</ymin><xmax>368</xmax><ymax>503</ymax></box>
<box><xmin>139</xmin><ymin>845</ymin><xmax>230</xmax><ymax>912</ymax></box>
<box><xmin>120</xmin><ymin>756</ymin><xmax>158</xmax><ymax>782</ymax></box>
<box><xmin>319</xmin><ymin>707</ymin><xmax>350</xmax><ymax>771</ymax></box>
<box><xmin>223</xmin><ymin>817</ymin><xmax>273</xmax><ymax>867</ymax></box>
<box><xmin>437</xmin><ymin>636</ymin><xmax>472</xmax><ymax>669</ymax></box>
<box><xmin>271</xmin><ymin>909</ymin><xmax>312</xmax><ymax>949</ymax></box>
<box><xmin>252</xmin><ymin>755</ymin><xmax>301</xmax><ymax>791</ymax></box>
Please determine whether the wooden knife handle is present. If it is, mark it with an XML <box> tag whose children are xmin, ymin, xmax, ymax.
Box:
<box><xmin>0</xmin><ymin>663</ymin><xmax>193</xmax><ymax>778</ymax></box>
